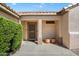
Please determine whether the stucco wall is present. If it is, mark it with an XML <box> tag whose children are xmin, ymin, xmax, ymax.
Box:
<box><xmin>20</xmin><ymin>15</ymin><xmax>61</xmax><ymax>21</ymax></box>
<box><xmin>21</xmin><ymin>21</ymin><xmax>28</xmax><ymax>40</ymax></box>
<box><xmin>55</xmin><ymin>19</ymin><xmax>63</xmax><ymax>45</ymax></box>
<box><xmin>0</xmin><ymin>10</ymin><xmax>19</xmax><ymax>23</ymax></box>
<box><xmin>62</xmin><ymin>12</ymin><xmax>70</xmax><ymax>48</ymax></box>
<box><xmin>42</xmin><ymin>21</ymin><xmax>56</xmax><ymax>39</ymax></box>
<box><xmin>69</xmin><ymin>6</ymin><xmax>79</xmax><ymax>49</ymax></box>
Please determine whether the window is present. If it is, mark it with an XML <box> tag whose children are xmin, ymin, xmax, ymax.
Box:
<box><xmin>46</xmin><ymin>21</ymin><xmax>55</xmax><ymax>24</ymax></box>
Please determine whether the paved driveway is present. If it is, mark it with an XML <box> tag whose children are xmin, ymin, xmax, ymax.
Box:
<box><xmin>12</xmin><ymin>41</ymin><xmax>77</xmax><ymax>56</ymax></box>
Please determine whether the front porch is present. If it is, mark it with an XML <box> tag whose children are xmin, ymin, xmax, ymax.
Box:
<box><xmin>21</xmin><ymin>19</ymin><xmax>62</xmax><ymax>45</ymax></box>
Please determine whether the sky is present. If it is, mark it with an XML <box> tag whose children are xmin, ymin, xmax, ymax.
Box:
<box><xmin>6</xmin><ymin>3</ymin><xmax>71</xmax><ymax>12</ymax></box>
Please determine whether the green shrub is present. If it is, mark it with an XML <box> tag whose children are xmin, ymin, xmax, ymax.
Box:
<box><xmin>11</xmin><ymin>24</ymin><xmax>22</xmax><ymax>52</ymax></box>
<box><xmin>0</xmin><ymin>16</ymin><xmax>22</xmax><ymax>55</ymax></box>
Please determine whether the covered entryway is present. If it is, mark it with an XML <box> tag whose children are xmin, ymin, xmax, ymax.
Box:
<box><xmin>20</xmin><ymin>12</ymin><xmax>62</xmax><ymax>44</ymax></box>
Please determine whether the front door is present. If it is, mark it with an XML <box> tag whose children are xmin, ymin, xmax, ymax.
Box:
<box><xmin>28</xmin><ymin>22</ymin><xmax>37</xmax><ymax>41</ymax></box>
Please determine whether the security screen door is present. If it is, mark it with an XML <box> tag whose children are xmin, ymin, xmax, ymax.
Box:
<box><xmin>28</xmin><ymin>22</ymin><xmax>37</xmax><ymax>41</ymax></box>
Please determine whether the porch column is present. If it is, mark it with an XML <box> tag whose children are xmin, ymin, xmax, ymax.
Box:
<box><xmin>18</xmin><ymin>17</ymin><xmax>21</xmax><ymax>24</ymax></box>
<box><xmin>38</xmin><ymin>19</ymin><xmax>43</xmax><ymax>44</ymax></box>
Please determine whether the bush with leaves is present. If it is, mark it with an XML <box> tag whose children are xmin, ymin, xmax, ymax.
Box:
<box><xmin>0</xmin><ymin>16</ymin><xmax>22</xmax><ymax>55</ymax></box>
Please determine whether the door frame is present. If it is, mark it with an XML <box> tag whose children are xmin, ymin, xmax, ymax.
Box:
<box><xmin>27</xmin><ymin>22</ymin><xmax>37</xmax><ymax>41</ymax></box>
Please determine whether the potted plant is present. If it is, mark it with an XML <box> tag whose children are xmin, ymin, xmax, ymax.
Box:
<box><xmin>44</xmin><ymin>39</ymin><xmax>50</xmax><ymax>44</ymax></box>
<box><xmin>50</xmin><ymin>38</ymin><xmax>56</xmax><ymax>44</ymax></box>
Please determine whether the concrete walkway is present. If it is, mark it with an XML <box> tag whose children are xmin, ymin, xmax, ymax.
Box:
<box><xmin>12</xmin><ymin>41</ymin><xmax>77</xmax><ymax>56</ymax></box>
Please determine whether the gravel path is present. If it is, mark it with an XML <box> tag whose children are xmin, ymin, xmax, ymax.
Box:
<box><xmin>12</xmin><ymin>41</ymin><xmax>77</xmax><ymax>56</ymax></box>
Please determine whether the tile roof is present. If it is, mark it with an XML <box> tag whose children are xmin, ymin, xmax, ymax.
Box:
<box><xmin>0</xmin><ymin>3</ymin><xmax>19</xmax><ymax>18</ymax></box>
<box><xmin>0</xmin><ymin>3</ymin><xmax>79</xmax><ymax>16</ymax></box>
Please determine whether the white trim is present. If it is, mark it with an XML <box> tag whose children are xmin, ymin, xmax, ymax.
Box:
<box><xmin>70</xmin><ymin>32</ymin><xmax>79</xmax><ymax>34</ymax></box>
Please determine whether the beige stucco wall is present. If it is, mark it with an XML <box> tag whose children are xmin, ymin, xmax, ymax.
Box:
<box><xmin>69</xmin><ymin>6</ymin><xmax>79</xmax><ymax>49</ymax></box>
<box><xmin>42</xmin><ymin>21</ymin><xmax>56</xmax><ymax>39</ymax></box>
<box><xmin>61</xmin><ymin>12</ymin><xmax>70</xmax><ymax>48</ymax></box>
<box><xmin>0</xmin><ymin>10</ymin><xmax>19</xmax><ymax>23</ymax></box>
<box><xmin>20</xmin><ymin>15</ymin><xmax>61</xmax><ymax>21</ymax></box>
<box><xmin>21</xmin><ymin>21</ymin><xmax>28</xmax><ymax>40</ymax></box>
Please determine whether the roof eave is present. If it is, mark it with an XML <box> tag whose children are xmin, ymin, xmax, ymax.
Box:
<box><xmin>57</xmin><ymin>3</ymin><xmax>79</xmax><ymax>15</ymax></box>
<box><xmin>0</xmin><ymin>3</ymin><xmax>20</xmax><ymax>19</ymax></box>
<box><xmin>17</xmin><ymin>12</ymin><xmax>57</xmax><ymax>16</ymax></box>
